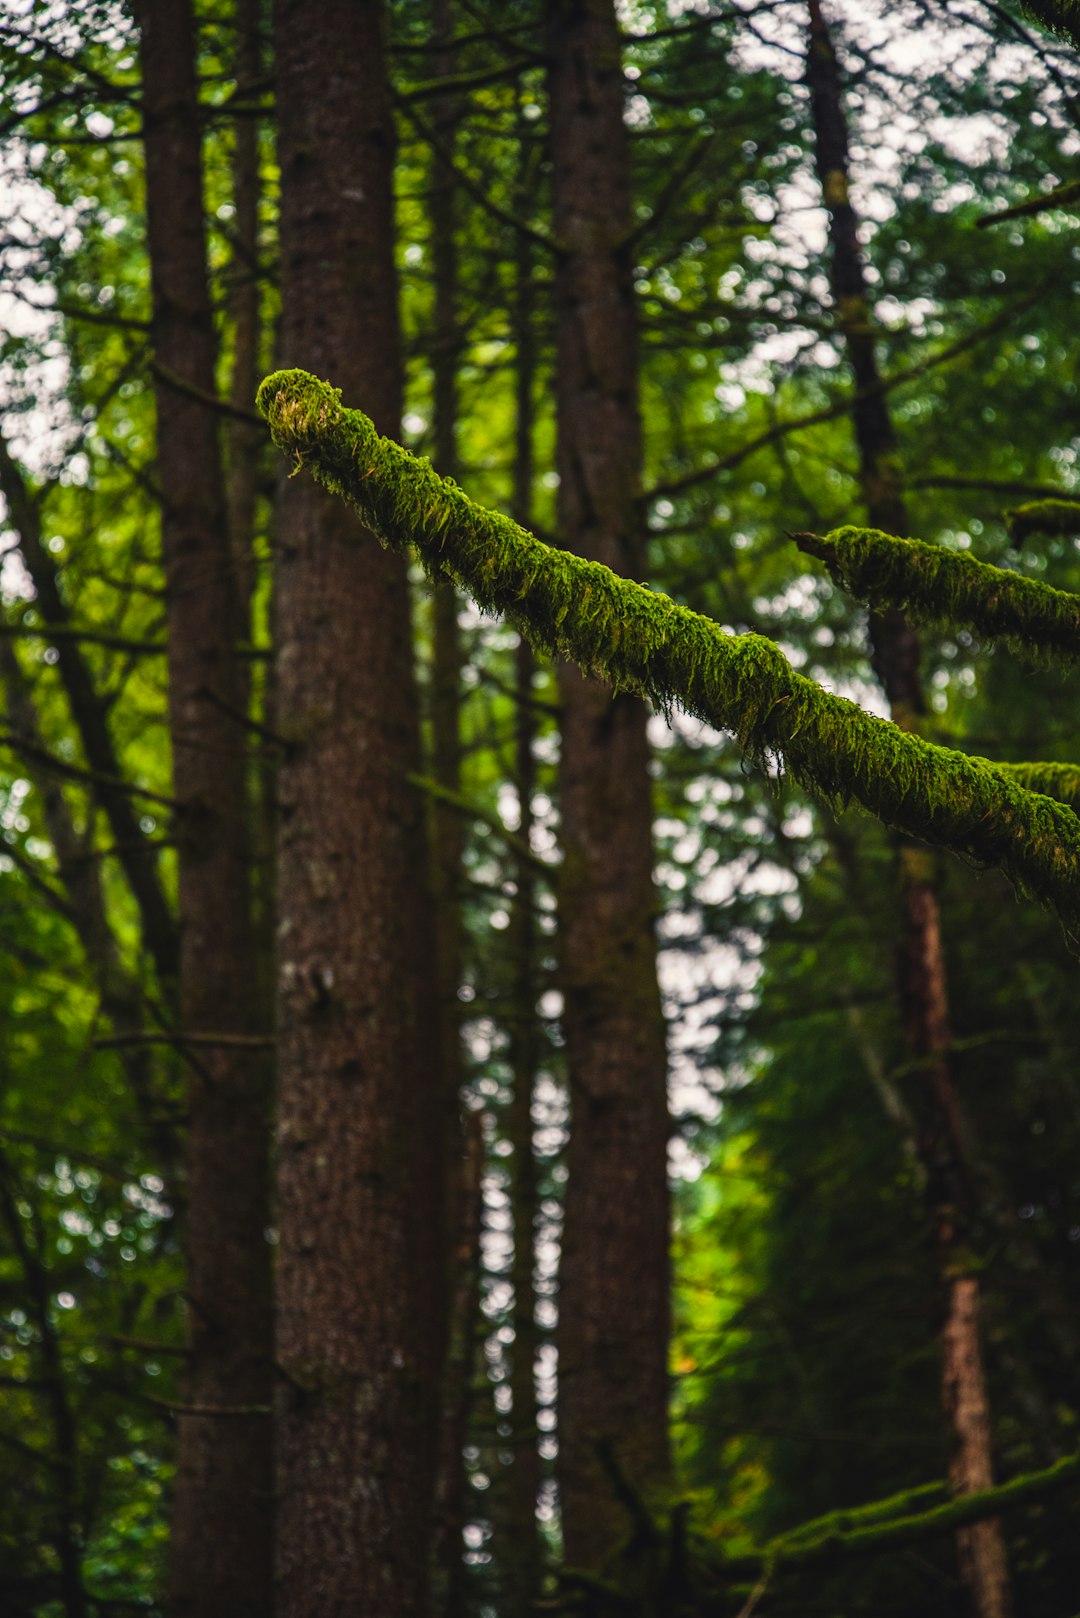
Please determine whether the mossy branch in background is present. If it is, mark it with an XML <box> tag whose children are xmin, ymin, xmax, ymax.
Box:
<box><xmin>793</xmin><ymin>526</ymin><xmax>1080</xmax><ymax>660</ymax></box>
<box><xmin>1006</xmin><ymin>498</ymin><xmax>1080</xmax><ymax>543</ymax></box>
<box><xmin>256</xmin><ymin>369</ymin><xmax>1080</xmax><ymax>929</ymax></box>
<box><xmin>720</xmin><ymin>1445</ymin><xmax>1080</xmax><ymax>1580</ymax></box>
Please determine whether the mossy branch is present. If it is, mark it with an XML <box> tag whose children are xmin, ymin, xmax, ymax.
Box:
<box><xmin>1006</xmin><ymin>498</ymin><xmax>1080</xmax><ymax>543</ymax></box>
<box><xmin>998</xmin><ymin>760</ymin><xmax>1080</xmax><ymax>814</ymax></box>
<box><xmin>256</xmin><ymin>370</ymin><xmax>1080</xmax><ymax>929</ymax></box>
<box><xmin>720</xmin><ymin>1447</ymin><xmax>1080</xmax><ymax>1580</ymax></box>
<box><xmin>794</xmin><ymin>525</ymin><xmax>1080</xmax><ymax>660</ymax></box>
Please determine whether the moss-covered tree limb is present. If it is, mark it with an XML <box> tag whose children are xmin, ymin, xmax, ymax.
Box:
<box><xmin>1006</xmin><ymin>498</ymin><xmax>1080</xmax><ymax>543</ymax></box>
<box><xmin>793</xmin><ymin>525</ymin><xmax>1080</xmax><ymax>659</ymax></box>
<box><xmin>256</xmin><ymin>369</ymin><xmax>1080</xmax><ymax>928</ymax></box>
<box><xmin>998</xmin><ymin>760</ymin><xmax>1080</xmax><ymax>814</ymax></box>
<box><xmin>720</xmin><ymin>1445</ymin><xmax>1080</xmax><ymax>1580</ymax></box>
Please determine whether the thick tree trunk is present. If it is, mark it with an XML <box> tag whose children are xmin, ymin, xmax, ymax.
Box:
<box><xmin>806</xmin><ymin>8</ymin><xmax>1011</xmax><ymax>1614</ymax></box>
<box><xmin>546</xmin><ymin>0</ymin><xmax>671</xmax><ymax>1569</ymax></box>
<box><xmin>138</xmin><ymin>5</ymin><xmax>273</xmax><ymax>1616</ymax></box>
<box><xmin>272</xmin><ymin>2</ymin><xmax>443</xmax><ymax>1613</ymax></box>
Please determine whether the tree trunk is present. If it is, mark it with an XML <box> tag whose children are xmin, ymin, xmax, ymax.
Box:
<box><xmin>546</xmin><ymin>0</ymin><xmax>671</xmax><ymax>1570</ymax></box>
<box><xmin>806</xmin><ymin>7</ymin><xmax>1011</xmax><ymax>1613</ymax></box>
<box><xmin>503</xmin><ymin>184</ymin><xmax>544</xmax><ymax>1611</ymax></box>
<box><xmin>224</xmin><ymin>0</ymin><xmax>264</xmax><ymax>717</ymax></box>
<box><xmin>272</xmin><ymin>2</ymin><xmax>443</xmax><ymax>1612</ymax></box>
<box><xmin>138</xmin><ymin>5</ymin><xmax>273</xmax><ymax>1615</ymax></box>
<box><xmin>426</xmin><ymin>4</ymin><xmax>480</xmax><ymax>1606</ymax></box>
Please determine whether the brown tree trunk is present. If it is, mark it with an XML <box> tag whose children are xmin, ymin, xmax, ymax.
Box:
<box><xmin>426</xmin><ymin>5</ymin><xmax>480</xmax><ymax>1607</ymax></box>
<box><xmin>138</xmin><ymin>4</ymin><xmax>273</xmax><ymax>1615</ymax></box>
<box><xmin>503</xmin><ymin>188</ymin><xmax>544</xmax><ymax>1612</ymax></box>
<box><xmin>224</xmin><ymin>0</ymin><xmax>264</xmax><ymax>712</ymax></box>
<box><xmin>272</xmin><ymin>2</ymin><xmax>444</xmax><ymax>1613</ymax></box>
<box><xmin>806</xmin><ymin>8</ymin><xmax>1011</xmax><ymax>1614</ymax></box>
<box><xmin>546</xmin><ymin>0</ymin><xmax>671</xmax><ymax>1570</ymax></box>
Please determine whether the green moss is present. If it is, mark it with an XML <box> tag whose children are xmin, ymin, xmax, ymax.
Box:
<box><xmin>257</xmin><ymin>370</ymin><xmax>1080</xmax><ymax>930</ymax></box>
<box><xmin>998</xmin><ymin>760</ymin><xmax>1080</xmax><ymax>814</ymax></box>
<box><xmin>713</xmin><ymin>1448</ymin><xmax>1080</xmax><ymax>1585</ymax></box>
<box><xmin>1006</xmin><ymin>499</ymin><xmax>1080</xmax><ymax>544</ymax></box>
<box><xmin>795</xmin><ymin>525</ymin><xmax>1080</xmax><ymax>660</ymax></box>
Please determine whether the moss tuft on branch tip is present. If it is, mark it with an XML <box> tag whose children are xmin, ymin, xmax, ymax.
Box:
<box><xmin>257</xmin><ymin>369</ymin><xmax>1080</xmax><ymax>930</ymax></box>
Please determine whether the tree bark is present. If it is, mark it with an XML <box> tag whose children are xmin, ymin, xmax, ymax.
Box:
<box><xmin>271</xmin><ymin>2</ymin><xmax>443</xmax><ymax>1612</ymax></box>
<box><xmin>138</xmin><ymin>4</ymin><xmax>273</xmax><ymax>1615</ymax></box>
<box><xmin>806</xmin><ymin>8</ymin><xmax>1012</xmax><ymax>1614</ymax></box>
<box><xmin>546</xmin><ymin>0</ymin><xmax>671</xmax><ymax>1570</ymax></box>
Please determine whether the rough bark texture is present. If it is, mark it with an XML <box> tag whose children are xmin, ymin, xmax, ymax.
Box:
<box><xmin>807</xmin><ymin>8</ymin><xmax>1012</xmax><ymax>1614</ymax></box>
<box><xmin>272</xmin><ymin>2</ymin><xmax>443</xmax><ymax>1613</ymax></box>
<box><xmin>139</xmin><ymin>8</ymin><xmax>274</xmax><ymax>1618</ymax></box>
<box><xmin>547</xmin><ymin>0</ymin><xmax>671</xmax><ymax>1570</ymax></box>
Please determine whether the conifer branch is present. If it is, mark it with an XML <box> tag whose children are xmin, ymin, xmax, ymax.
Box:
<box><xmin>257</xmin><ymin>369</ymin><xmax>1080</xmax><ymax>928</ymax></box>
<box><xmin>792</xmin><ymin>525</ymin><xmax>1080</xmax><ymax>659</ymax></box>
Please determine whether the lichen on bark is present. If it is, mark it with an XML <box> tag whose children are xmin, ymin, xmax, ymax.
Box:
<box><xmin>257</xmin><ymin>368</ymin><xmax>1080</xmax><ymax>929</ymax></box>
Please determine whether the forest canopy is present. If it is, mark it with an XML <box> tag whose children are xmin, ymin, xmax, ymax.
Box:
<box><xmin>1</xmin><ymin>2</ymin><xmax>1079</xmax><ymax>1617</ymax></box>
